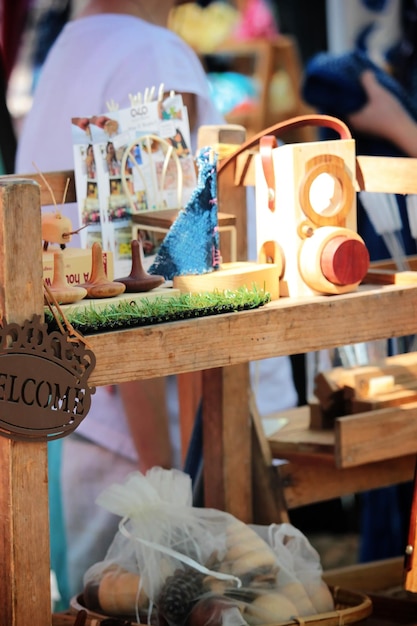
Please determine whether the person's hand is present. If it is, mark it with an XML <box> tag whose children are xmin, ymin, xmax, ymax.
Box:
<box><xmin>347</xmin><ymin>71</ymin><xmax>417</xmax><ymax>154</ymax></box>
<box><xmin>72</xmin><ymin>117</ymin><xmax>91</xmax><ymax>132</ymax></box>
<box><xmin>72</xmin><ymin>115</ymin><xmax>119</xmax><ymax>134</ymax></box>
<box><xmin>90</xmin><ymin>115</ymin><xmax>119</xmax><ymax>136</ymax></box>
<box><xmin>90</xmin><ymin>115</ymin><xmax>112</xmax><ymax>128</ymax></box>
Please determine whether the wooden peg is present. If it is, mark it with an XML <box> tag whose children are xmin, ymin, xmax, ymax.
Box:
<box><xmin>49</xmin><ymin>249</ymin><xmax>87</xmax><ymax>304</ymax></box>
<box><xmin>81</xmin><ymin>242</ymin><xmax>126</xmax><ymax>298</ymax></box>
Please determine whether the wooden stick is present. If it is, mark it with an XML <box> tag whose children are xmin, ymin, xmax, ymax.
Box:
<box><xmin>404</xmin><ymin>459</ymin><xmax>417</xmax><ymax>591</ymax></box>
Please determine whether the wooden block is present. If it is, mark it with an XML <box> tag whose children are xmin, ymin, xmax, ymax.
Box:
<box><xmin>197</xmin><ymin>124</ymin><xmax>246</xmax><ymax>149</ymax></box>
<box><xmin>355</xmin><ymin>374</ymin><xmax>395</xmax><ymax>397</ymax></box>
<box><xmin>350</xmin><ymin>386</ymin><xmax>417</xmax><ymax>412</ymax></box>
<box><xmin>309</xmin><ymin>396</ymin><xmax>337</xmax><ymax>430</ymax></box>
<box><xmin>353</xmin><ymin>368</ymin><xmax>417</xmax><ymax>399</ymax></box>
<box><xmin>267</xmin><ymin>405</ymin><xmax>335</xmax><ymax>458</ymax></box>
<box><xmin>43</xmin><ymin>246</ymin><xmax>114</xmax><ymax>284</ymax></box>
<box><xmin>314</xmin><ymin>353</ymin><xmax>417</xmax><ymax>412</ymax></box>
<box><xmin>335</xmin><ymin>402</ymin><xmax>417</xmax><ymax>468</ymax></box>
<box><xmin>173</xmin><ymin>261</ymin><xmax>280</xmax><ymax>299</ymax></box>
<box><xmin>314</xmin><ymin>368</ymin><xmax>348</xmax><ymax>413</ymax></box>
<box><xmin>219</xmin><ymin>152</ymin><xmax>417</xmax><ymax>194</ymax></box>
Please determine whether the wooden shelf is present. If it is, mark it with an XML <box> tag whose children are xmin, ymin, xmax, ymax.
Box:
<box><xmin>87</xmin><ymin>283</ymin><xmax>417</xmax><ymax>386</ymax></box>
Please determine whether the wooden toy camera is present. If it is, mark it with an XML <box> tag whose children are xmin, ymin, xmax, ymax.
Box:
<box><xmin>254</xmin><ymin>115</ymin><xmax>370</xmax><ymax>297</ymax></box>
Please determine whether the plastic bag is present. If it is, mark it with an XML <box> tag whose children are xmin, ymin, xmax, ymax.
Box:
<box><xmin>83</xmin><ymin>468</ymin><xmax>334</xmax><ymax>625</ymax></box>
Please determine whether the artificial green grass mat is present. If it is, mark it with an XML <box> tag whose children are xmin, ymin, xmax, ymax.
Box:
<box><xmin>45</xmin><ymin>287</ymin><xmax>271</xmax><ymax>335</ymax></box>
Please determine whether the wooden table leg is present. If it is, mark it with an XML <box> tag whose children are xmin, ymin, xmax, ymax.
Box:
<box><xmin>177</xmin><ymin>371</ymin><xmax>202</xmax><ymax>464</ymax></box>
<box><xmin>202</xmin><ymin>363</ymin><xmax>252</xmax><ymax>522</ymax></box>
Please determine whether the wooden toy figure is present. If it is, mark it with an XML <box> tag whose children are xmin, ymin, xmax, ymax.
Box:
<box><xmin>42</xmin><ymin>211</ymin><xmax>74</xmax><ymax>250</ymax></box>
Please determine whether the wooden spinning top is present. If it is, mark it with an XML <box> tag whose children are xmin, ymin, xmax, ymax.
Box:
<box><xmin>116</xmin><ymin>240</ymin><xmax>165</xmax><ymax>292</ymax></box>
<box><xmin>81</xmin><ymin>242</ymin><xmax>126</xmax><ymax>298</ymax></box>
<box><xmin>49</xmin><ymin>249</ymin><xmax>87</xmax><ymax>304</ymax></box>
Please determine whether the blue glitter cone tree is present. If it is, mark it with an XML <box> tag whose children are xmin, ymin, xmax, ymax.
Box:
<box><xmin>148</xmin><ymin>147</ymin><xmax>220</xmax><ymax>280</ymax></box>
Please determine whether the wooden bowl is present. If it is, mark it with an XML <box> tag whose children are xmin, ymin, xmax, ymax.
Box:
<box><xmin>69</xmin><ymin>593</ymin><xmax>141</xmax><ymax>624</ymax></box>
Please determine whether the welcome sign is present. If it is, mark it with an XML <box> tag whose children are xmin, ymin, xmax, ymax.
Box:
<box><xmin>0</xmin><ymin>315</ymin><xmax>95</xmax><ymax>441</ymax></box>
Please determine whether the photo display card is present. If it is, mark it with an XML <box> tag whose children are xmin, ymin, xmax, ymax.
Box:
<box><xmin>71</xmin><ymin>91</ymin><xmax>197</xmax><ymax>275</ymax></box>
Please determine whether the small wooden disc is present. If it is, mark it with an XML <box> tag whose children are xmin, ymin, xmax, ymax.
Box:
<box><xmin>320</xmin><ymin>236</ymin><xmax>370</xmax><ymax>285</ymax></box>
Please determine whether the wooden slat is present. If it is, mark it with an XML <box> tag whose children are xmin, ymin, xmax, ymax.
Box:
<box><xmin>276</xmin><ymin>454</ymin><xmax>415</xmax><ymax>509</ymax></box>
<box><xmin>323</xmin><ymin>556</ymin><xmax>404</xmax><ymax>591</ymax></box>
<box><xmin>355</xmin><ymin>155</ymin><xmax>417</xmax><ymax>194</ymax></box>
<box><xmin>364</xmin><ymin>268</ymin><xmax>417</xmax><ymax>285</ymax></box>
<box><xmin>4</xmin><ymin>170</ymin><xmax>76</xmax><ymax>206</ymax></box>
<box><xmin>0</xmin><ymin>180</ymin><xmax>51</xmax><ymax>625</ymax></box>
<box><xmin>268</xmin><ymin>425</ymin><xmax>334</xmax><ymax>457</ymax></box>
<box><xmin>228</xmin><ymin>151</ymin><xmax>417</xmax><ymax>195</ymax></box>
<box><xmin>335</xmin><ymin>402</ymin><xmax>417</xmax><ymax>468</ymax></box>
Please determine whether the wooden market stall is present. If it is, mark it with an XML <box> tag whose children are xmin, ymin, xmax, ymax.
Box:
<box><xmin>3</xmin><ymin>140</ymin><xmax>417</xmax><ymax>623</ymax></box>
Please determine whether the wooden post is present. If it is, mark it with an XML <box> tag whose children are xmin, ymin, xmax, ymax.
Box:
<box><xmin>0</xmin><ymin>180</ymin><xmax>51</xmax><ymax>624</ymax></box>
<box><xmin>202</xmin><ymin>363</ymin><xmax>252</xmax><ymax>522</ymax></box>
<box><xmin>198</xmin><ymin>124</ymin><xmax>248</xmax><ymax>261</ymax></box>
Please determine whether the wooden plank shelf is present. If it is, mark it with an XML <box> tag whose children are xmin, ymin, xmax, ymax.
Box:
<box><xmin>276</xmin><ymin>454</ymin><xmax>416</xmax><ymax>509</ymax></box>
<box><xmin>86</xmin><ymin>282</ymin><xmax>417</xmax><ymax>386</ymax></box>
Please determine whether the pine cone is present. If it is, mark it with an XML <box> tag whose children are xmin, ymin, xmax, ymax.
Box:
<box><xmin>157</xmin><ymin>568</ymin><xmax>205</xmax><ymax>626</ymax></box>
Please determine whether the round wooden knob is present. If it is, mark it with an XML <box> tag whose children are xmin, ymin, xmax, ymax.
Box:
<box><xmin>320</xmin><ymin>235</ymin><xmax>370</xmax><ymax>286</ymax></box>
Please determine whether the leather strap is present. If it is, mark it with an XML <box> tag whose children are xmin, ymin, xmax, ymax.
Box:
<box><xmin>259</xmin><ymin>135</ymin><xmax>278</xmax><ymax>212</ymax></box>
<box><xmin>217</xmin><ymin>114</ymin><xmax>352</xmax><ymax>181</ymax></box>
